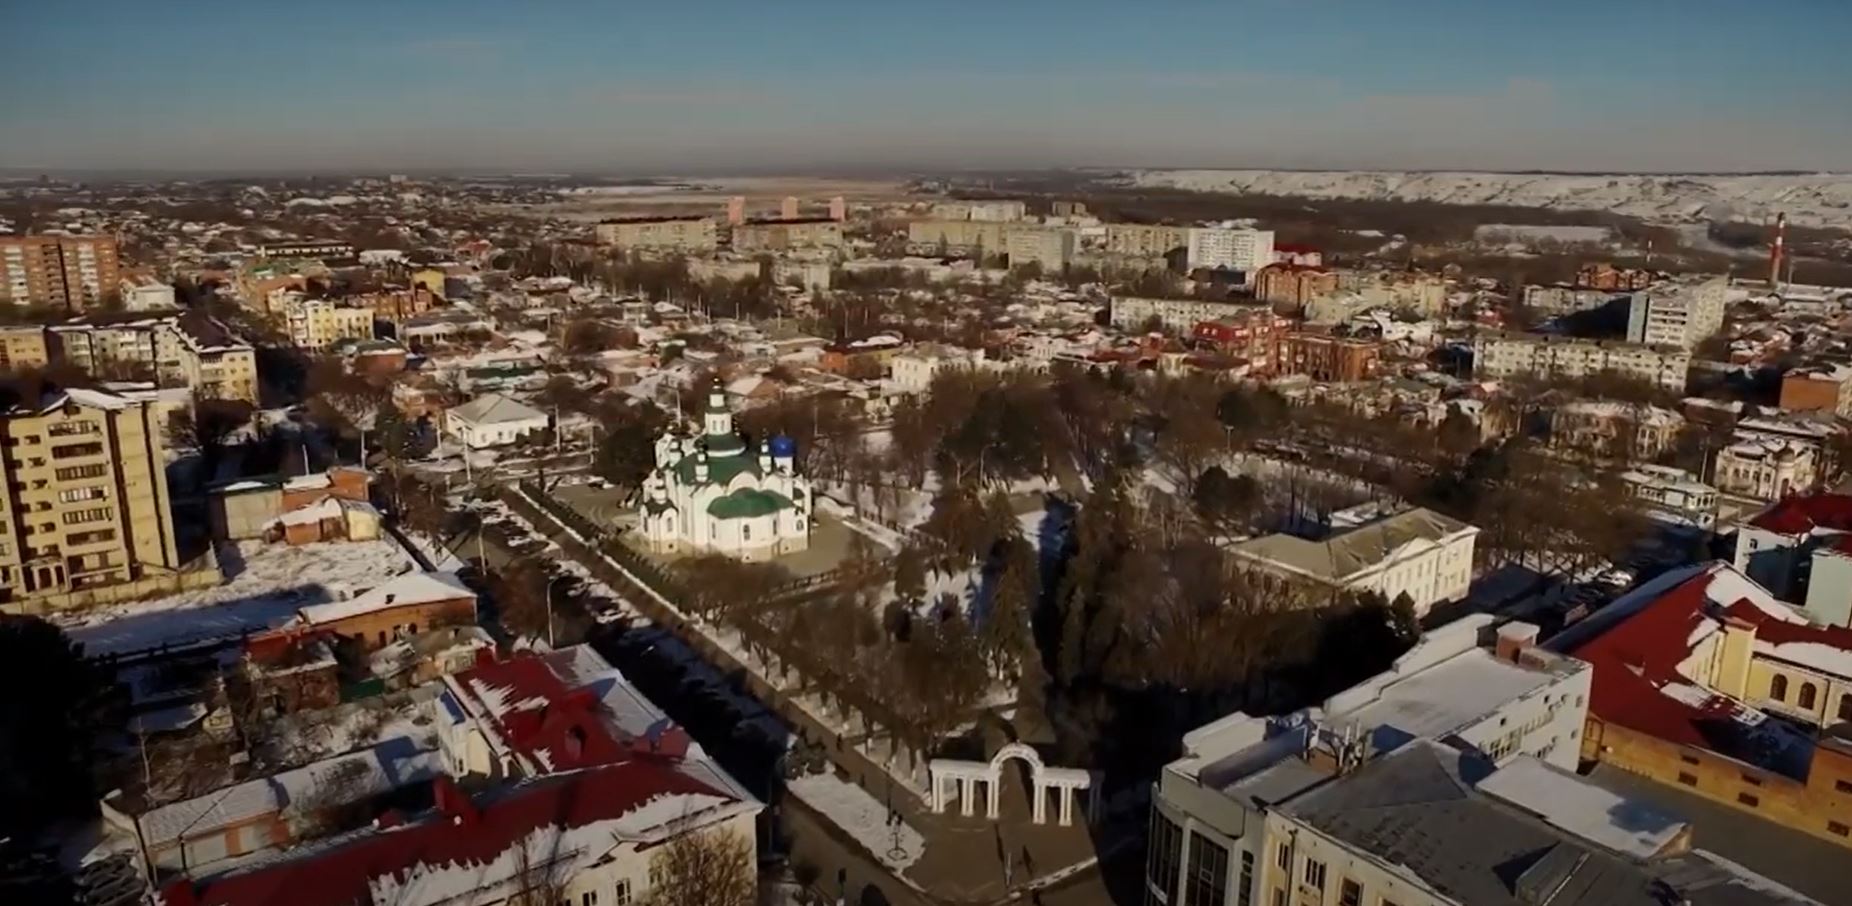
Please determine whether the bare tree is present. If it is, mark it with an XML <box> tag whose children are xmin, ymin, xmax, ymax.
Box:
<box><xmin>646</xmin><ymin>827</ymin><xmax>756</xmax><ymax>906</ymax></box>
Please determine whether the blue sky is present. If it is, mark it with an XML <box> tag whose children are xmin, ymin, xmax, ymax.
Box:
<box><xmin>4</xmin><ymin>0</ymin><xmax>1850</xmax><ymax>172</ymax></box>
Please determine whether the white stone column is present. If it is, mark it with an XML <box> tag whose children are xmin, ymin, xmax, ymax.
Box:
<box><xmin>960</xmin><ymin>777</ymin><xmax>974</xmax><ymax>817</ymax></box>
<box><xmin>1031</xmin><ymin>782</ymin><xmax>1047</xmax><ymax>824</ymax></box>
<box><xmin>987</xmin><ymin>773</ymin><xmax>1001</xmax><ymax>819</ymax></box>
<box><xmin>1059</xmin><ymin>785</ymin><xmax>1074</xmax><ymax>826</ymax></box>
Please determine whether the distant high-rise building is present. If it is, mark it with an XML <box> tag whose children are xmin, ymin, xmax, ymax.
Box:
<box><xmin>0</xmin><ymin>234</ymin><xmax>121</xmax><ymax>311</ymax></box>
<box><xmin>726</xmin><ymin>195</ymin><xmax>746</xmax><ymax>226</ymax></box>
<box><xmin>828</xmin><ymin>196</ymin><xmax>846</xmax><ymax>222</ymax></box>
<box><xmin>780</xmin><ymin>196</ymin><xmax>800</xmax><ymax>220</ymax></box>
<box><xmin>1625</xmin><ymin>278</ymin><xmax>1728</xmax><ymax>350</ymax></box>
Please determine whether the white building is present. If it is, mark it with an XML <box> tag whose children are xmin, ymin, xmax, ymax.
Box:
<box><xmin>1186</xmin><ymin>227</ymin><xmax>1274</xmax><ymax>275</ymax></box>
<box><xmin>120</xmin><ymin>277</ymin><xmax>177</xmax><ymax>311</ymax></box>
<box><xmin>444</xmin><ymin>393</ymin><xmax>549</xmax><ymax>449</ymax></box>
<box><xmin>1625</xmin><ymin>277</ymin><xmax>1728</xmax><ymax>349</ymax></box>
<box><xmin>1111</xmin><ymin>296</ymin><xmax>1248</xmax><ymax>332</ymax></box>
<box><xmin>1147</xmin><ymin>616</ymin><xmax>1604</xmax><ymax>906</ymax></box>
<box><xmin>1619</xmin><ymin>464</ymin><xmax>1719</xmax><ymax>529</ymax></box>
<box><xmin>1713</xmin><ymin>437</ymin><xmax>1818</xmax><ymax>502</ymax></box>
<box><xmin>1004</xmin><ymin>226</ymin><xmax>1077</xmax><ymax>271</ymax></box>
<box><xmin>1472</xmin><ymin>332</ymin><xmax>1690</xmax><ymax>393</ymax></box>
<box><xmin>637</xmin><ymin>382</ymin><xmax>812</xmax><ymax>561</ymax></box>
<box><xmin>1227</xmin><ymin>506</ymin><xmax>1478</xmax><ymax>616</ymax></box>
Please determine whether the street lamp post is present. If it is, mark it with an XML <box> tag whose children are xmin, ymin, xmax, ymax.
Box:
<box><xmin>545</xmin><ymin>574</ymin><xmax>568</xmax><ymax>648</ymax></box>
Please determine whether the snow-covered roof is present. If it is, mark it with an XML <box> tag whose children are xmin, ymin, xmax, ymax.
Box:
<box><xmin>447</xmin><ymin>393</ymin><xmax>546</xmax><ymax>426</ymax></box>
<box><xmin>298</xmin><ymin>571</ymin><xmax>474</xmax><ymax>626</ymax></box>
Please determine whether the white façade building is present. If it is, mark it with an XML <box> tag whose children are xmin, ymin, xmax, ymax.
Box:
<box><xmin>637</xmin><ymin>382</ymin><xmax>812</xmax><ymax>560</ymax></box>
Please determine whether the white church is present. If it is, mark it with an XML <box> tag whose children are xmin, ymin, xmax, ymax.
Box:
<box><xmin>636</xmin><ymin>381</ymin><xmax>813</xmax><ymax>561</ymax></box>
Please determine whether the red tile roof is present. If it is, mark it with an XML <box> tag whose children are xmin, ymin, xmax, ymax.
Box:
<box><xmin>1746</xmin><ymin>493</ymin><xmax>1852</xmax><ymax>535</ymax></box>
<box><xmin>168</xmin><ymin>760</ymin><xmax>729</xmax><ymax>906</ymax></box>
<box><xmin>455</xmin><ymin>651</ymin><xmax>689</xmax><ymax>773</ymax></box>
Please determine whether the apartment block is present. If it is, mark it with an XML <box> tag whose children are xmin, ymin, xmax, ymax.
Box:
<box><xmin>1185</xmin><ymin>227</ymin><xmax>1273</xmax><ymax>274</ymax></box>
<box><xmin>0</xmin><ymin>387</ymin><xmax>181</xmax><ymax>608</ymax></box>
<box><xmin>347</xmin><ymin>285</ymin><xmax>437</xmax><ymax>327</ymax></box>
<box><xmin>929</xmin><ymin>200</ymin><xmax>1026</xmax><ymax>222</ymax></box>
<box><xmin>0</xmin><ymin>234</ymin><xmax>121</xmax><ymax>311</ymax></box>
<box><xmin>1779</xmin><ymin>364</ymin><xmax>1852</xmax><ymax>418</ymax></box>
<box><xmin>593</xmin><ymin>216</ymin><xmax>719</xmax><ymax>253</ymax></box>
<box><xmin>48</xmin><ymin>315</ymin><xmax>186</xmax><ymax>384</ymax></box>
<box><xmin>1003</xmin><ymin>226</ymin><xmax>1077</xmax><ymax>271</ymax></box>
<box><xmin>119</xmin><ymin>276</ymin><xmax>178</xmax><ymax>312</ymax></box>
<box><xmin>285</xmin><ymin>298</ymin><xmax>375</xmax><ymax>351</ymax></box>
<box><xmin>1472</xmin><ymin>332</ymin><xmax>1691</xmax><ymax>393</ymax></box>
<box><xmin>1104</xmin><ymin>223</ymin><xmax>1189</xmax><ymax>258</ymax></box>
<box><xmin>255</xmin><ymin>240</ymin><xmax>355</xmax><ymax>260</ymax></box>
<box><xmin>1626</xmin><ymin>278</ymin><xmax>1728</xmax><ymax>349</ymax></box>
<box><xmin>1111</xmin><ymin>296</ymin><xmax>1250</xmax><ymax>333</ymax></box>
<box><xmin>174</xmin><ymin>312</ymin><xmax>260</xmax><ymax>404</ymax></box>
<box><xmin>731</xmin><ymin>218</ymin><xmax>844</xmax><ymax>252</ymax></box>
<box><xmin>907</xmin><ymin>219</ymin><xmax>1008</xmax><ymax>257</ymax></box>
<box><xmin>1254</xmin><ymin>264</ymin><xmax>1339</xmax><ymax>309</ymax></box>
<box><xmin>1274</xmin><ymin>332</ymin><xmax>1381</xmax><ymax>383</ymax></box>
<box><xmin>0</xmin><ymin>326</ymin><xmax>50</xmax><ymax>371</ymax></box>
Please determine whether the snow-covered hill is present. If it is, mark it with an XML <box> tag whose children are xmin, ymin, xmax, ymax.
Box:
<box><xmin>1118</xmin><ymin>170</ymin><xmax>1852</xmax><ymax>231</ymax></box>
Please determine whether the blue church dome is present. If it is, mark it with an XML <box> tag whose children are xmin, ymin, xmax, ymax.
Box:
<box><xmin>769</xmin><ymin>434</ymin><xmax>798</xmax><ymax>458</ymax></box>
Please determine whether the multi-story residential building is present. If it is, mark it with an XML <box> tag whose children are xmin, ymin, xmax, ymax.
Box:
<box><xmin>1554</xmin><ymin>561</ymin><xmax>1852</xmax><ymax>849</ymax></box>
<box><xmin>1523</xmin><ymin>283</ymin><xmax>1622</xmax><ymax>316</ymax></box>
<box><xmin>346</xmin><ymin>285</ymin><xmax>437</xmax><ymax>327</ymax></box>
<box><xmin>0</xmin><ymin>326</ymin><xmax>50</xmax><ymax>371</ymax></box>
<box><xmin>1004</xmin><ymin>226</ymin><xmax>1077</xmax><ymax>271</ymax></box>
<box><xmin>1254</xmin><ymin>264</ymin><xmax>1339</xmax><ymax>309</ymax></box>
<box><xmin>0</xmin><ymin>387</ymin><xmax>181</xmax><ymax>609</ymax></box>
<box><xmin>1274</xmin><ymin>332</ymin><xmax>1380</xmax><ymax>383</ymax></box>
<box><xmin>173</xmin><ymin>312</ymin><xmax>259</xmax><ymax>404</ymax></box>
<box><xmin>1190</xmin><ymin>309</ymin><xmax>1291</xmax><ymax>373</ymax></box>
<box><xmin>1626</xmin><ymin>278</ymin><xmax>1728</xmax><ymax>349</ymax></box>
<box><xmin>285</xmin><ymin>298</ymin><xmax>375</xmax><ymax>351</ymax></box>
<box><xmin>255</xmin><ymin>239</ymin><xmax>354</xmax><ymax>260</ymax></box>
<box><xmin>1111</xmin><ymin>296</ymin><xmax>1246</xmax><ymax>333</ymax></box>
<box><xmin>1578</xmin><ymin>261</ymin><xmax>1657</xmax><ymax>291</ymax></box>
<box><xmin>1713</xmin><ymin>438</ymin><xmax>1817</xmax><ymax>502</ymax></box>
<box><xmin>1227</xmin><ymin>506</ymin><xmax>1477</xmax><ymax>616</ymax></box>
<box><xmin>1548</xmin><ymin>400</ymin><xmax>1683</xmax><ymax>460</ymax></box>
<box><xmin>1620</xmin><ymin>464</ymin><xmax>1719</xmax><ymax>529</ymax></box>
<box><xmin>48</xmin><ymin>315</ymin><xmax>186</xmax><ymax>383</ymax></box>
<box><xmin>929</xmin><ymin>200</ymin><xmax>1026</xmax><ymax>222</ymax></box>
<box><xmin>1472</xmin><ymin>332</ymin><xmax>1691</xmax><ymax>393</ymax></box>
<box><xmin>906</xmin><ymin>219</ymin><xmax>1009</xmax><ymax>257</ymax></box>
<box><xmin>1185</xmin><ymin>227</ymin><xmax>1273</xmax><ymax>274</ymax></box>
<box><xmin>593</xmin><ymin>215</ymin><xmax>719</xmax><ymax>253</ymax></box>
<box><xmin>1103</xmin><ymin>223</ymin><xmax>1189</xmax><ymax>258</ymax></box>
<box><xmin>1779</xmin><ymin>364</ymin><xmax>1852</xmax><ymax>418</ymax></box>
<box><xmin>731</xmin><ymin>218</ymin><xmax>844</xmax><ymax>252</ymax></box>
<box><xmin>0</xmin><ymin>234</ymin><xmax>121</xmax><ymax>311</ymax></box>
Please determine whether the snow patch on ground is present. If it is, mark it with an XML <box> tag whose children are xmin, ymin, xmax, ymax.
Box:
<box><xmin>59</xmin><ymin>539</ymin><xmax>419</xmax><ymax>656</ymax></box>
<box><xmin>787</xmin><ymin>772</ymin><xmax>926</xmax><ymax>872</ymax></box>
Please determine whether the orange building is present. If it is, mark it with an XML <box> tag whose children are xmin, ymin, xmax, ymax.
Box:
<box><xmin>1274</xmin><ymin>331</ymin><xmax>1379</xmax><ymax>382</ymax></box>
<box><xmin>1254</xmin><ymin>263</ymin><xmax>1338</xmax><ymax>310</ymax></box>
<box><xmin>0</xmin><ymin>234</ymin><xmax>121</xmax><ymax>311</ymax></box>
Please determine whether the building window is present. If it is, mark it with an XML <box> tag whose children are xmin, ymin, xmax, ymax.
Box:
<box><xmin>1677</xmin><ymin>772</ymin><xmax>1698</xmax><ymax>786</ymax></box>
<box><xmin>1840</xmin><ymin>693</ymin><xmax>1852</xmax><ymax>723</ymax></box>
<box><xmin>1770</xmin><ymin>675</ymin><xmax>1788</xmax><ymax>701</ymax></box>
<box><xmin>1679</xmin><ymin>753</ymin><xmax>1700</xmax><ymax>766</ymax></box>
<box><xmin>1830</xmin><ymin>822</ymin><xmax>1850</xmax><ymax>838</ymax></box>
<box><xmin>1799</xmin><ymin>683</ymin><xmax>1818</xmax><ymax>710</ymax></box>
<box><xmin>1271</xmin><ymin>891</ymin><xmax>1286</xmax><ymax>906</ymax></box>
<box><xmin>1237</xmin><ymin>851</ymin><xmax>1253</xmax><ymax>906</ymax></box>
<box><xmin>1185</xmin><ymin>833</ymin><xmax>1228</xmax><ymax>906</ymax></box>
<box><xmin>1275</xmin><ymin>843</ymin><xmax>1290</xmax><ymax>871</ymax></box>
<box><xmin>613</xmin><ymin>880</ymin><xmax>631</xmax><ymax>905</ymax></box>
<box><xmin>1741</xmin><ymin>773</ymin><xmax>1762</xmax><ymax>787</ymax></box>
<box><xmin>1303</xmin><ymin>859</ymin><xmax>1326</xmax><ymax>891</ymax></box>
<box><xmin>1737</xmin><ymin>792</ymin><xmax>1759</xmax><ymax>808</ymax></box>
<box><xmin>1339</xmin><ymin>879</ymin><xmax>1362</xmax><ymax>906</ymax></box>
<box><xmin>1145</xmin><ymin>812</ymin><xmax>1181</xmax><ymax>904</ymax></box>
<box><xmin>1836</xmin><ymin>780</ymin><xmax>1852</xmax><ymax>794</ymax></box>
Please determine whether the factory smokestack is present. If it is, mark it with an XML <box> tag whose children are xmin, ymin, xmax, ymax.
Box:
<box><xmin>1770</xmin><ymin>212</ymin><xmax>1787</xmax><ymax>288</ymax></box>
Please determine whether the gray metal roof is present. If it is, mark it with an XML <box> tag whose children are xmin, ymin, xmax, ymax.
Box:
<box><xmin>1230</xmin><ymin>507</ymin><xmax>1473</xmax><ymax>581</ymax></box>
<box><xmin>1281</xmin><ymin>742</ymin><xmax>1820</xmax><ymax>906</ymax></box>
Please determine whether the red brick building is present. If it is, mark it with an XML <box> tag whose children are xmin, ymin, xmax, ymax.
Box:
<box><xmin>1254</xmin><ymin>264</ymin><xmax>1339</xmax><ymax>310</ymax></box>
<box><xmin>1275</xmin><ymin>332</ymin><xmax>1380</xmax><ymax>382</ymax></box>
<box><xmin>1190</xmin><ymin>309</ymin><xmax>1291</xmax><ymax>373</ymax></box>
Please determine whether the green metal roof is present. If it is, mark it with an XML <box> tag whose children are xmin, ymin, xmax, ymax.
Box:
<box><xmin>706</xmin><ymin>488</ymin><xmax>793</xmax><ymax>519</ymax></box>
<box><xmin>674</xmin><ymin>448</ymin><xmax>760</xmax><ymax>486</ymax></box>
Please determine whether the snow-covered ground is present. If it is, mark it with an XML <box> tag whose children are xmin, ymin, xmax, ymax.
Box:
<box><xmin>1121</xmin><ymin>169</ymin><xmax>1852</xmax><ymax>230</ymax></box>
<box><xmin>59</xmin><ymin>539</ymin><xmax>420</xmax><ymax>656</ymax></box>
<box><xmin>787</xmin><ymin>772</ymin><xmax>926</xmax><ymax>873</ymax></box>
